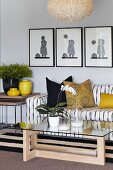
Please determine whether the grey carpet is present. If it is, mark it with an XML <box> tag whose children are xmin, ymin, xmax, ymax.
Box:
<box><xmin>0</xmin><ymin>151</ymin><xmax>113</xmax><ymax>170</ymax></box>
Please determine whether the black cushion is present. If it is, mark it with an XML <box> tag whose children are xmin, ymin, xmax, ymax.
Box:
<box><xmin>46</xmin><ymin>76</ymin><xmax>73</xmax><ymax>107</ymax></box>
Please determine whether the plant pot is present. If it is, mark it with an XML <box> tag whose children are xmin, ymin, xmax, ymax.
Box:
<box><xmin>19</xmin><ymin>80</ymin><xmax>32</xmax><ymax>96</ymax></box>
<box><xmin>48</xmin><ymin>116</ymin><xmax>60</xmax><ymax>127</ymax></box>
<box><xmin>3</xmin><ymin>78</ymin><xmax>19</xmax><ymax>94</ymax></box>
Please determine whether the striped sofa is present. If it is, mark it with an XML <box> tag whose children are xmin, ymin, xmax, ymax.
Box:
<box><xmin>26</xmin><ymin>84</ymin><xmax>113</xmax><ymax>140</ymax></box>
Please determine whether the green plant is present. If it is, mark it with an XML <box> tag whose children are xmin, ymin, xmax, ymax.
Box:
<box><xmin>35</xmin><ymin>102</ymin><xmax>68</xmax><ymax>117</ymax></box>
<box><xmin>0</xmin><ymin>64</ymin><xmax>32</xmax><ymax>79</ymax></box>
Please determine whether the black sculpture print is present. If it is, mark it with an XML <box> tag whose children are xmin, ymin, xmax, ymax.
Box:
<box><xmin>35</xmin><ymin>36</ymin><xmax>49</xmax><ymax>59</ymax></box>
<box><xmin>62</xmin><ymin>34</ymin><xmax>77</xmax><ymax>59</ymax></box>
<box><xmin>91</xmin><ymin>38</ymin><xmax>107</xmax><ymax>59</ymax></box>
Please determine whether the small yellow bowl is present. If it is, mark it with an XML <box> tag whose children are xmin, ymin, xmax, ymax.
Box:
<box><xmin>19</xmin><ymin>122</ymin><xmax>32</xmax><ymax>129</ymax></box>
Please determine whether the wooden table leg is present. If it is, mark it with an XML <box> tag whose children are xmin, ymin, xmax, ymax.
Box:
<box><xmin>23</xmin><ymin>130</ymin><xmax>36</xmax><ymax>161</ymax></box>
<box><xmin>96</xmin><ymin>136</ymin><xmax>105</xmax><ymax>165</ymax></box>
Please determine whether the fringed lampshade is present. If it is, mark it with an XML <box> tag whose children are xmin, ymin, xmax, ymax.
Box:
<box><xmin>47</xmin><ymin>0</ymin><xmax>94</xmax><ymax>23</ymax></box>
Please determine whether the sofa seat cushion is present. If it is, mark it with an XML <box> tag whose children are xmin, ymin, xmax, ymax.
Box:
<box><xmin>67</xmin><ymin>107</ymin><xmax>113</xmax><ymax>122</ymax></box>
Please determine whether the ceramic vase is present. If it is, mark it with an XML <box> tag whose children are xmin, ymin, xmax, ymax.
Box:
<box><xmin>7</xmin><ymin>88</ymin><xmax>20</xmax><ymax>96</ymax></box>
<box><xmin>19</xmin><ymin>80</ymin><xmax>32</xmax><ymax>96</ymax></box>
<box><xmin>48</xmin><ymin>116</ymin><xmax>60</xmax><ymax>127</ymax></box>
<box><xmin>3</xmin><ymin>78</ymin><xmax>19</xmax><ymax>94</ymax></box>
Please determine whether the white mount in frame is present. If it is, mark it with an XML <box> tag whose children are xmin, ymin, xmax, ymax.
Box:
<box><xmin>29</xmin><ymin>28</ymin><xmax>54</xmax><ymax>67</ymax></box>
<box><xmin>84</xmin><ymin>26</ymin><xmax>113</xmax><ymax>68</ymax></box>
<box><xmin>56</xmin><ymin>27</ymin><xmax>83</xmax><ymax>67</ymax></box>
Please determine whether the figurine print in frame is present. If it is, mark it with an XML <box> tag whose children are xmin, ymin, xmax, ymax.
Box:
<box><xmin>29</xmin><ymin>28</ymin><xmax>54</xmax><ymax>67</ymax></box>
<box><xmin>84</xmin><ymin>26</ymin><xmax>113</xmax><ymax>67</ymax></box>
<box><xmin>56</xmin><ymin>27</ymin><xmax>83</xmax><ymax>67</ymax></box>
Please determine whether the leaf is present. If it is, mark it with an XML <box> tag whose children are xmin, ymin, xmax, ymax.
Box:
<box><xmin>36</xmin><ymin>109</ymin><xmax>48</xmax><ymax>114</ymax></box>
<box><xmin>36</xmin><ymin>104</ymin><xmax>49</xmax><ymax>110</ymax></box>
<box><xmin>56</xmin><ymin>102</ymin><xmax>66</xmax><ymax>107</ymax></box>
<box><xmin>35</xmin><ymin>102</ymin><xmax>66</xmax><ymax>117</ymax></box>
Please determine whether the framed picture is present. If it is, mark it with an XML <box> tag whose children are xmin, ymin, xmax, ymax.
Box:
<box><xmin>29</xmin><ymin>28</ymin><xmax>54</xmax><ymax>67</ymax></box>
<box><xmin>56</xmin><ymin>27</ymin><xmax>83</xmax><ymax>67</ymax></box>
<box><xmin>84</xmin><ymin>26</ymin><xmax>113</xmax><ymax>67</ymax></box>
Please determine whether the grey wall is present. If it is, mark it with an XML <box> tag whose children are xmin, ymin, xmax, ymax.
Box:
<box><xmin>1</xmin><ymin>0</ymin><xmax>113</xmax><ymax>122</ymax></box>
<box><xmin>1</xmin><ymin>0</ymin><xmax>113</xmax><ymax>93</ymax></box>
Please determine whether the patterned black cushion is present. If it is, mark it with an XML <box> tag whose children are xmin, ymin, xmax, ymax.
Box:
<box><xmin>46</xmin><ymin>76</ymin><xmax>73</xmax><ymax>107</ymax></box>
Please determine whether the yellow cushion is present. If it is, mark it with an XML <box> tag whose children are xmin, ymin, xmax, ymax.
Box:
<box><xmin>63</xmin><ymin>79</ymin><xmax>95</xmax><ymax>108</ymax></box>
<box><xmin>99</xmin><ymin>93</ymin><xmax>113</xmax><ymax>108</ymax></box>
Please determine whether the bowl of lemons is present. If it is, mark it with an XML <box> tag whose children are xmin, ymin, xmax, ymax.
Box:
<box><xmin>19</xmin><ymin>122</ymin><xmax>32</xmax><ymax>129</ymax></box>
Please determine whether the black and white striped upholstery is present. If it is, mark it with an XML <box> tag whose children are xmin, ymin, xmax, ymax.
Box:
<box><xmin>26</xmin><ymin>94</ymin><xmax>47</xmax><ymax>124</ymax></box>
<box><xmin>26</xmin><ymin>85</ymin><xmax>113</xmax><ymax>140</ymax></box>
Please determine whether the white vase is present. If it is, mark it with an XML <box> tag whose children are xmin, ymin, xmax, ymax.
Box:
<box><xmin>48</xmin><ymin>116</ymin><xmax>60</xmax><ymax>127</ymax></box>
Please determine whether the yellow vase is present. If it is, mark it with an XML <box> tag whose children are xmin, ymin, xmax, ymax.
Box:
<box><xmin>19</xmin><ymin>80</ymin><xmax>32</xmax><ymax>96</ymax></box>
<box><xmin>7</xmin><ymin>88</ymin><xmax>20</xmax><ymax>96</ymax></box>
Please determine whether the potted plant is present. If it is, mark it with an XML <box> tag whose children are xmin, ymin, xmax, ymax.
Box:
<box><xmin>36</xmin><ymin>85</ymin><xmax>78</xmax><ymax>127</ymax></box>
<box><xmin>0</xmin><ymin>63</ymin><xmax>32</xmax><ymax>94</ymax></box>
<box><xmin>35</xmin><ymin>102</ymin><xmax>68</xmax><ymax>126</ymax></box>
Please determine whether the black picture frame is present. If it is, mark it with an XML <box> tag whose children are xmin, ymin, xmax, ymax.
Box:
<box><xmin>29</xmin><ymin>28</ymin><xmax>55</xmax><ymax>67</ymax></box>
<box><xmin>84</xmin><ymin>26</ymin><xmax>113</xmax><ymax>68</ymax></box>
<box><xmin>56</xmin><ymin>27</ymin><xmax>83</xmax><ymax>67</ymax></box>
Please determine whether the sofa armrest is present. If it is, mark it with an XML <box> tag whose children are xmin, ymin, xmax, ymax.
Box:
<box><xmin>26</xmin><ymin>94</ymin><xmax>47</xmax><ymax>123</ymax></box>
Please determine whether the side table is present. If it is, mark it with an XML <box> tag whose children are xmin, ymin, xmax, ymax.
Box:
<box><xmin>0</xmin><ymin>92</ymin><xmax>40</xmax><ymax>125</ymax></box>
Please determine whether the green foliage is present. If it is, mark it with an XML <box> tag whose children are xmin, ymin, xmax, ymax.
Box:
<box><xmin>35</xmin><ymin>102</ymin><xmax>66</xmax><ymax>117</ymax></box>
<box><xmin>0</xmin><ymin>64</ymin><xmax>32</xmax><ymax>79</ymax></box>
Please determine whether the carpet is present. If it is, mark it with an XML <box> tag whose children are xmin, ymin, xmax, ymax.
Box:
<box><xmin>0</xmin><ymin>151</ymin><xmax>113</xmax><ymax>170</ymax></box>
